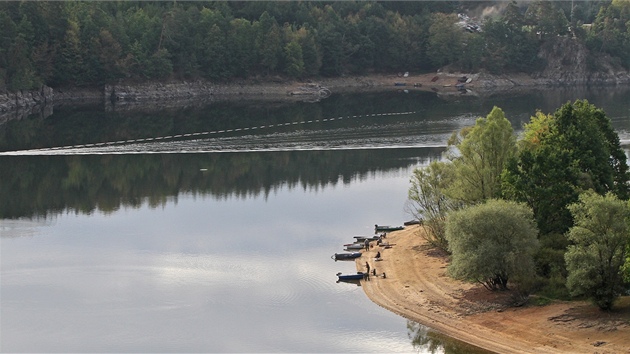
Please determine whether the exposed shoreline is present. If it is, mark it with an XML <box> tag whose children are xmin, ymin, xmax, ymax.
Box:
<box><xmin>3</xmin><ymin>70</ymin><xmax>630</xmax><ymax>125</ymax></box>
<box><xmin>356</xmin><ymin>225</ymin><xmax>630</xmax><ymax>354</ymax></box>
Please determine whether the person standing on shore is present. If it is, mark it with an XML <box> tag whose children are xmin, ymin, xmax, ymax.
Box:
<box><xmin>364</xmin><ymin>239</ymin><xmax>369</xmax><ymax>250</ymax></box>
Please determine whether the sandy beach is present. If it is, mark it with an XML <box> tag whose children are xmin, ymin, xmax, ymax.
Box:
<box><xmin>356</xmin><ymin>225</ymin><xmax>630</xmax><ymax>354</ymax></box>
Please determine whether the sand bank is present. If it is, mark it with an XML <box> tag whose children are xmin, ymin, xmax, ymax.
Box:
<box><xmin>356</xmin><ymin>225</ymin><xmax>630</xmax><ymax>354</ymax></box>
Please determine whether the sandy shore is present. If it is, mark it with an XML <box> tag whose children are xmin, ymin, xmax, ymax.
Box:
<box><xmin>356</xmin><ymin>225</ymin><xmax>630</xmax><ymax>354</ymax></box>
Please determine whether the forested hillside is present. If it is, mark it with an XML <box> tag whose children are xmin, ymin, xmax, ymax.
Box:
<box><xmin>1</xmin><ymin>0</ymin><xmax>629</xmax><ymax>91</ymax></box>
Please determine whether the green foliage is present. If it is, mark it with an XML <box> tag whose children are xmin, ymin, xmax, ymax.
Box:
<box><xmin>565</xmin><ymin>191</ymin><xmax>630</xmax><ymax>310</ymax></box>
<box><xmin>503</xmin><ymin>100</ymin><xmax>629</xmax><ymax>236</ymax></box>
<box><xmin>529</xmin><ymin>295</ymin><xmax>553</xmax><ymax>306</ymax></box>
<box><xmin>0</xmin><ymin>1</ymin><xmax>629</xmax><ymax>89</ymax></box>
<box><xmin>586</xmin><ymin>0</ymin><xmax>630</xmax><ymax>69</ymax></box>
<box><xmin>283</xmin><ymin>40</ymin><xmax>305</xmax><ymax>78</ymax></box>
<box><xmin>445</xmin><ymin>199</ymin><xmax>539</xmax><ymax>292</ymax></box>
<box><xmin>481</xmin><ymin>9</ymin><xmax>541</xmax><ymax>73</ymax></box>
<box><xmin>407</xmin><ymin>161</ymin><xmax>459</xmax><ymax>251</ymax></box>
<box><xmin>256</xmin><ymin>12</ymin><xmax>282</xmax><ymax>75</ymax></box>
<box><xmin>525</xmin><ymin>1</ymin><xmax>570</xmax><ymax>39</ymax></box>
<box><xmin>624</xmin><ymin>242</ymin><xmax>630</xmax><ymax>283</ymax></box>
<box><xmin>503</xmin><ymin>100</ymin><xmax>629</xmax><ymax>296</ymax></box>
<box><xmin>533</xmin><ymin>232</ymin><xmax>571</xmax><ymax>299</ymax></box>
<box><xmin>446</xmin><ymin>106</ymin><xmax>516</xmax><ymax>204</ymax></box>
<box><xmin>427</xmin><ymin>13</ymin><xmax>463</xmax><ymax>67</ymax></box>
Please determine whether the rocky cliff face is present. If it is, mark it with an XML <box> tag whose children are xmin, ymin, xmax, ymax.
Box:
<box><xmin>0</xmin><ymin>86</ymin><xmax>53</xmax><ymax>112</ymax></box>
<box><xmin>533</xmin><ymin>36</ymin><xmax>630</xmax><ymax>85</ymax></box>
<box><xmin>0</xmin><ymin>86</ymin><xmax>54</xmax><ymax>125</ymax></box>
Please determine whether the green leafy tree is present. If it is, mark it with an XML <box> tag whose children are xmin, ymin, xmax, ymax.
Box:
<box><xmin>95</xmin><ymin>29</ymin><xmax>124</xmax><ymax>81</ymax></box>
<box><xmin>503</xmin><ymin>100</ymin><xmax>629</xmax><ymax>236</ymax></box>
<box><xmin>283</xmin><ymin>40</ymin><xmax>304</xmax><ymax>78</ymax></box>
<box><xmin>586</xmin><ymin>0</ymin><xmax>630</xmax><ymax>69</ymax></box>
<box><xmin>427</xmin><ymin>13</ymin><xmax>462</xmax><ymax>67</ymax></box>
<box><xmin>295</xmin><ymin>26</ymin><xmax>320</xmax><ymax>76</ymax></box>
<box><xmin>503</xmin><ymin>101</ymin><xmax>630</xmax><ymax>296</ymax></box>
<box><xmin>255</xmin><ymin>12</ymin><xmax>283</xmax><ymax>75</ymax></box>
<box><xmin>146</xmin><ymin>48</ymin><xmax>172</xmax><ymax>79</ymax></box>
<box><xmin>623</xmin><ymin>243</ymin><xmax>630</xmax><ymax>283</ymax></box>
<box><xmin>128</xmin><ymin>40</ymin><xmax>149</xmax><ymax>78</ymax></box>
<box><xmin>314</xmin><ymin>5</ymin><xmax>348</xmax><ymax>76</ymax></box>
<box><xmin>446</xmin><ymin>199</ymin><xmax>539</xmax><ymax>291</ymax></box>
<box><xmin>446</xmin><ymin>106</ymin><xmax>516</xmax><ymax>204</ymax></box>
<box><xmin>565</xmin><ymin>191</ymin><xmax>630</xmax><ymax>310</ymax></box>
<box><xmin>226</xmin><ymin>18</ymin><xmax>256</xmax><ymax>77</ymax></box>
<box><xmin>200</xmin><ymin>24</ymin><xmax>228</xmax><ymax>79</ymax></box>
<box><xmin>482</xmin><ymin>2</ymin><xmax>541</xmax><ymax>73</ymax></box>
<box><xmin>525</xmin><ymin>1</ymin><xmax>570</xmax><ymax>39</ymax></box>
<box><xmin>53</xmin><ymin>19</ymin><xmax>85</xmax><ymax>86</ymax></box>
<box><xmin>407</xmin><ymin>161</ymin><xmax>459</xmax><ymax>251</ymax></box>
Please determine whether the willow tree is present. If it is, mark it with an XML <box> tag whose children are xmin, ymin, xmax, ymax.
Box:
<box><xmin>407</xmin><ymin>161</ymin><xmax>459</xmax><ymax>251</ymax></box>
<box><xmin>565</xmin><ymin>191</ymin><xmax>630</xmax><ymax>310</ymax></box>
<box><xmin>407</xmin><ymin>106</ymin><xmax>515</xmax><ymax>250</ymax></box>
<box><xmin>446</xmin><ymin>106</ymin><xmax>516</xmax><ymax>205</ymax></box>
<box><xmin>446</xmin><ymin>199</ymin><xmax>539</xmax><ymax>291</ymax></box>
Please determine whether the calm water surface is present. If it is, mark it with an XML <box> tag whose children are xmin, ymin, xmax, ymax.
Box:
<box><xmin>1</xmin><ymin>87</ymin><xmax>629</xmax><ymax>353</ymax></box>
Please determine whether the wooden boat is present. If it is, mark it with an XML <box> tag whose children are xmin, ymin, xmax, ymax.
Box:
<box><xmin>374</xmin><ymin>224</ymin><xmax>404</xmax><ymax>232</ymax></box>
<box><xmin>353</xmin><ymin>236</ymin><xmax>379</xmax><ymax>242</ymax></box>
<box><xmin>404</xmin><ymin>220</ymin><xmax>422</xmax><ymax>226</ymax></box>
<box><xmin>331</xmin><ymin>252</ymin><xmax>362</xmax><ymax>261</ymax></box>
<box><xmin>336</xmin><ymin>272</ymin><xmax>365</xmax><ymax>281</ymax></box>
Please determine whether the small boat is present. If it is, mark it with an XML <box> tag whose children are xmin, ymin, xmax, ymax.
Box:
<box><xmin>336</xmin><ymin>272</ymin><xmax>365</xmax><ymax>281</ymax></box>
<box><xmin>344</xmin><ymin>243</ymin><xmax>364</xmax><ymax>250</ymax></box>
<box><xmin>353</xmin><ymin>236</ymin><xmax>379</xmax><ymax>242</ymax></box>
<box><xmin>374</xmin><ymin>224</ymin><xmax>404</xmax><ymax>232</ymax></box>
<box><xmin>404</xmin><ymin>220</ymin><xmax>422</xmax><ymax>226</ymax></box>
<box><xmin>394</xmin><ymin>82</ymin><xmax>406</xmax><ymax>86</ymax></box>
<box><xmin>331</xmin><ymin>252</ymin><xmax>362</xmax><ymax>261</ymax></box>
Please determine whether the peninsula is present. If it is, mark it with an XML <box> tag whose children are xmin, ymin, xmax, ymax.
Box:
<box><xmin>357</xmin><ymin>225</ymin><xmax>630</xmax><ymax>353</ymax></box>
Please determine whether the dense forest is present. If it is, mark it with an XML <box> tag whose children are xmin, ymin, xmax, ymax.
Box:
<box><xmin>1</xmin><ymin>0</ymin><xmax>629</xmax><ymax>92</ymax></box>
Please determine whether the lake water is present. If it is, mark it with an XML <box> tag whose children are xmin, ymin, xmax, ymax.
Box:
<box><xmin>1</xmin><ymin>86</ymin><xmax>629</xmax><ymax>353</ymax></box>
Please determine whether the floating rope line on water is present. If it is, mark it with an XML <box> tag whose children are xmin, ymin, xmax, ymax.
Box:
<box><xmin>10</xmin><ymin>110</ymin><xmax>420</xmax><ymax>154</ymax></box>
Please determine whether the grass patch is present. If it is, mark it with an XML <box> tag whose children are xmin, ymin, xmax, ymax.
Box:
<box><xmin>529</xmin><ymin>295</ymin><xmax>553</xmax><ymax>306</ymax></box>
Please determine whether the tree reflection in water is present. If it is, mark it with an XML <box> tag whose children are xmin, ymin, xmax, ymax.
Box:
<box><xmin>407</xmin><ymin>320</ymin><xmax>493</xmax><ymax>354</ymax></box>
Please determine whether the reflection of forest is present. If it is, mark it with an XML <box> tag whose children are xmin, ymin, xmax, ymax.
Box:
<box><xmin>0</xmin><ymin>148</ymin><xmax>443</xmax><ymax>219</ymax></box>
<box><xmin>2</xmin><ymin>88</ymin><xmax>629</xmax><ymax>219</ymax></box>
<box><xmin>2</xmin><ymin>88</ymin><xmax>630</xmax><ymax>153</ymax></box>
<box><xmin>0</xmin><ymin>91</ymin><xmax>454</xmax><ymax>152</ymax></box>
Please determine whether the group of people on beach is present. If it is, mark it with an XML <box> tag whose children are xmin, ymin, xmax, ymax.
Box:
<box><xmin>363</xmin><ymin>236</ymin><xmax>385</xmax><ymax>280</ymax></box>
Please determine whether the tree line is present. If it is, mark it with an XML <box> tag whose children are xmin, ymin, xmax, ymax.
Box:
<box><xmin>1</xmin><ymin>1</ymin><xmax>629</xmax><ymax>91</ymax></box>
<box><xmin>408</xmin><ymin>100</ymin><xmax>630</xmax><ymax>310</ymax></box>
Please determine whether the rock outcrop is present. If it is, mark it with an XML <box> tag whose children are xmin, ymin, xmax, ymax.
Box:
<box><xmin>0</xmin><ymin>86</ymin><xmax>54</xmax><ymax>124</ymax></box>
<box><xmin>0</xmin><ymin>86</ymin><xmax>53</xmax><ymax>113</ymax></box>
<box><xmin>533</xmin><ymin>36</ymin><xmax>630</xmax><ymax>85</ymax></box>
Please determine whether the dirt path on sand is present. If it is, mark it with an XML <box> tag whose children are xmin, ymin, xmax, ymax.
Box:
<box><xmin>356</xmin><ymin>225</ymin><xmax>630</xmax><ymax>354</ymax></box>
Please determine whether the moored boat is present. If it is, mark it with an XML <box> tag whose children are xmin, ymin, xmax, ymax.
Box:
<box><xmin>344</xmin><ymin>243</ymin><xmax>364</xmax><ymax>250</ymax></box>
<box><xmin>336</xmin><ymin>272</ymin><xmax>365</xmax><ymax>281</ymax></box>
<box><xmin>353</xmin><ymin>235</ymin><xmax>379</xmax><ymax>242</ymax></box>
<box><xmin>331</xmin><ymin>252</ymin><xmax>362</xmax><ymax>261</ymax></box>
<box><xmin>374</xmin><ymin>224</ymin><xmax>404</xmax><ymax>232</ymax></box>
